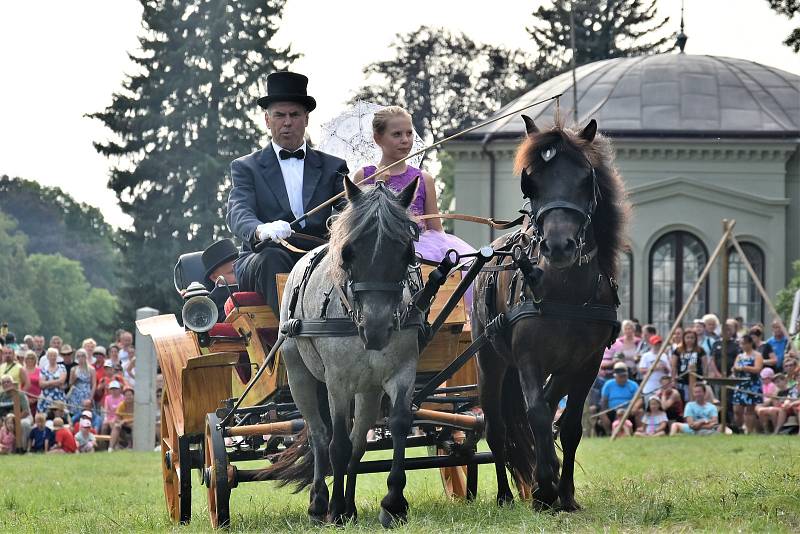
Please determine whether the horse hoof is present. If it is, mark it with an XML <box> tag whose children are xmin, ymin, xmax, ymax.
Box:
<box><xmin>531</xmin><ymin>486</ymin><xmax>558</xmax><ymax>511</ymax></box>
<box><xmin>379</xmin><ymin>507</ymin><xmax>407</xmax><ymax>528</ymax></box>
<box><xmin>308</xmin><ymin>513</ymin><xmax>326</xmax><ymax>525</ymax></box>
<box><xmin>558</xmin><ymin>498</ymin><xmax>582</xmax><ymax>512</ymax></box>
<box><xmin>497</xmin><ymin>492</ymin><xmax>514</xmax><ymax>507</ymax></box>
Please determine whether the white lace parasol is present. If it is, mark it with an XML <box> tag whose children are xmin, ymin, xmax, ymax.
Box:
<box><xmin>317</xmin><ymin>100</ymin><xmax>425</xmax><ymax>177</ymax></box>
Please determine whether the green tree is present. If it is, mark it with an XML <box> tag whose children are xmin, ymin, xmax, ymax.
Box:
<box><xmin>528</xmin><ymin>0</ymin><xmax>674</xmax><ymax>74</ymax></box>
<box><xmin>766</xmin><ymin>0</ymin><xmax>800</xmax><ymax>52</ymax></box>
<box><xmin>351</xmin><ymin>26</ymin><xmax>535</xmax><ymax>213</ymax></box>
<box><xmin>0</xmin><ymin>175</ymin><xmax>119</xmax><ymax>291</ymax></box>
<box><xmin>25</xmin><ymin>254</ymin><xmax>118</xmax><ymax>344</ymax></box>
<box><xmin>776</xmin><ymin>259</ymin><xmax>800</xmax><ymax>323</ymax></box>
<box><xmin>0</xmin><ymin>213</ymin><xmax>40</xmax><ymax>334</ymax></box>
<box><xmin>89</xmin><ymin>0</ymin><xmax>298</xmax><ymax>318</ymax></box>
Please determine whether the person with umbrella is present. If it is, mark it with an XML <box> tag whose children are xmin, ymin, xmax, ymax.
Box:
<box><xmin>348</xmin><ymin>106</ymin><xmax>475</xmax><ymax>308</ymax></box>
<box><xmin>226</xmin><ymin>71</ymin><xmax>349</xmax><ymax>314</ymax></box>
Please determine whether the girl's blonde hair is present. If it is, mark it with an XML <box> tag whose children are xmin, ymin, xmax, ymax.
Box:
<box><xmin>372</xmin><ymin>106</ymin><xmax>412</xmax><ymax>136</ymax></box>
<box><xmin>75</xmin><ymin>349</ymin><xmax>90</xmax><ymax>372</ymax></box>
<box><xmin>24</xmin><ymin>350</ymin><xmax>37</xmax><ymax>362</ymax></box>
<box><xmin>4</xmin><ymin>413</ymin><xmax>14</xmax><ymax>427</ymax></box>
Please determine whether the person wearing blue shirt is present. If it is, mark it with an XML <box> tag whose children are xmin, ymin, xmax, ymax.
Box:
<box><xmin>767</xmin><ymin>320</ymin><xmax>794</xmax><ymax>371</ymax></box>
<box><xmin>671</xmin><ymin>383</ymin><xmax>719</xmax><ymax>435</ymax></box>
<box><xmin>599</xmin><ymin>362</ymin><xmax>639</xmax><ymax>434</ymax></box>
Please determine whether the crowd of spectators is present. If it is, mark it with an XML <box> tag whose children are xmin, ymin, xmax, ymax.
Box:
<box><xmin>586</xmin><ymin>314</ymin><xmax>800</xmax><ymax>437</ymax></box>
<box><xmin>0</xmin><ymin>329</ymin><xmax>143</xmax><ymax>454</ymax></box>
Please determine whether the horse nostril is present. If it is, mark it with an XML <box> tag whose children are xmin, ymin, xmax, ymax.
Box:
<box><xmin>565</xmin><ymin>238</ymin><xmax>577</xmax><ymax>253</ymax></box>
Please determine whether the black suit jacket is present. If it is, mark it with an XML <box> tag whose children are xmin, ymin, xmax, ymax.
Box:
<box><xmin>226</xmin><ymin>144</ymin><xmax>348</xmax><ymax>258</ymax></box>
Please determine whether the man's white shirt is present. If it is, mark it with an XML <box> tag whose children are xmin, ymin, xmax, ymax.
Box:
<box><xmin>271</xmin><ymin>140</ymin><xmax>306</xmax><ymax>225</ymax></box>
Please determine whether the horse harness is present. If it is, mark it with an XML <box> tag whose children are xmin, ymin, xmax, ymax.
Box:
<box><xmin>281</xmin><ymin>245</ymin><xmax>427</xmax><ymax>340</ymax></box>
<box><xmin>482</xmin><ymin>194</ymin><xmax>621</xmax><ymax>349</ymax></box>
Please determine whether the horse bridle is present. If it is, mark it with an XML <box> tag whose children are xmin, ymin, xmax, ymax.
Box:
<box><xmin>522</xmin><ymin>162</ymin><xmax>600</xmax><ymax>266</ymax></box>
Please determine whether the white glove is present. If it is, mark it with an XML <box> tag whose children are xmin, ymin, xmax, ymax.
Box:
<box><xmin>257</xmin><ymin>220</ymin><xmax>292</xmax><ymax>242</ymax></box>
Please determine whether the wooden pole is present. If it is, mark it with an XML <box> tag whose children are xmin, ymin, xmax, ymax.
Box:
<box><xmin>611</xmin><ymin>221</ymin><xmax>736</xmax><ymax>440</ymax></box>
<box><xmin>719</xmin><ymin>219</ymin><xmax>731</xmax><ymax>431</ymax></box>
<box><xmin>729</xmin><ymin>236</ymin><xmax>792</xmax><ymax>340</ymax></box>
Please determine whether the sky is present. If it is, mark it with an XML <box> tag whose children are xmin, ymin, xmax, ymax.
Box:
<box><xmin>0</xmin><ymin>0</ymin><xmax>797</xmax><ymax>229</ymax></box>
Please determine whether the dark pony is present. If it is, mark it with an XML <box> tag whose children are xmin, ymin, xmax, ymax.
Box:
<box><xmin>472</xmin><ymin>116</ymin><xmax>629</xmax><ymax>511</ymax></box>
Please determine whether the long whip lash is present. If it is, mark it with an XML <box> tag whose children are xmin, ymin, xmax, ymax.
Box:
<box><xmin>290</xmin><ymin>92</ymin><xmax>564</xmax><ymax>228</ymax></box>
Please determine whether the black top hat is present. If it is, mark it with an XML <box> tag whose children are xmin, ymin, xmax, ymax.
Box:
<box><xmin>257</xmin><ymin>71</ymin><xmax>316</xmax><ymax>111</ymax></box>
<box><xmin>202</xmin><ymin>239</ymin><xmax>239</xmax><ymax>281</ymax></box>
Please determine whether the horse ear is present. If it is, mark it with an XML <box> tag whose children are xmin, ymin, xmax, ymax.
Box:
<box><xmin>580</xmin><ymin>119</ymin><xmax>597</xmax><ymax>142</ymax></box>
<box><xmin>343</xmin><ymin>174</ymin><xmax>362</xmax><ymax>202</ymax></box>
<box><xmin>397</xmin><ymin>176</ymin><xmax>419</xmax><ymax>209</ymax></box>
<box><xmin>522</xmin><ymin>115</ymin><xmax>538</xmax><ymax>137</ymax></box>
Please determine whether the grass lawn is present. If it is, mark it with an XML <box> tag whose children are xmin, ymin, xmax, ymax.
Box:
<box><xmin>2</xmin><ymin>435</ymin><xmax>799</xmax><ymax>533</ymax></box>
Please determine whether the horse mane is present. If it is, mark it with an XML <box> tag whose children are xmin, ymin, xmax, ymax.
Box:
<box><xmin>513</xmin><ymin>118</ymin><xmax>630</xmax><ymax>277</ymax></box>
<box><xmin>328</xmin><ymin>183</ymin><xmax>416</xmax><ymax>285</ymax></box>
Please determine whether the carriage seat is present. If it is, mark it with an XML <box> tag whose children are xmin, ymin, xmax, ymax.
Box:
<box><xmin>224</xmin><ymin>292</ymin><xmax>266</xmax><ymax>316</ymax></box>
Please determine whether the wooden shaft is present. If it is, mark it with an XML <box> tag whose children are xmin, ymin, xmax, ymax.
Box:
<box><xmin>719</xmin><ymin>219</ymin><xmax>731</xmax><ymax>430</ymax></box>
<box><xmin>729</xmin><ymin>236</ymin><xmax>792</xmax><ymax>340</ymax></box>
<box><xmin>290</xmin><ymin>93</ymin><xmax>563</xmax><ymax>226</ymax></box>
<box><xmin>611</xmin><ymin>220</ymin><xmax>736</xmax><ymax>440</ymax></box>
<box><xmin>224</xmin><ymin>419</ymin><xmax>303</xmax><ymax>437</ymax></box>
<box><xmin>414</xmin><ymin>408</ymin><xmax>482</xmax><ymax>430</ymax></box>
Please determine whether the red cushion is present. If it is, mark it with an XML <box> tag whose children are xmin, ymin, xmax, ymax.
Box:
<box><xmin>224</xmin><ymin>292</ymin><xmax>266</xmax><ymax>316</ymax></box>
<box><xmin>209</xmin><ymin>323</ymin><xmax>238</xmax><ymax>337</ymax></box>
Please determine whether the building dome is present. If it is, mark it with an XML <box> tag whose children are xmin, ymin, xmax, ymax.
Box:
<box><xmin>469</xmin><ymin>54</ymin><xmax>800</xmax><ymax>139</ymax></box>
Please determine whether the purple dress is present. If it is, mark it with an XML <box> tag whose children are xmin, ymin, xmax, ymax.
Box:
<box><xmin>363</xmin><ymin>165</ymin><xmax>475</xmax><ymax>310</ymax></box>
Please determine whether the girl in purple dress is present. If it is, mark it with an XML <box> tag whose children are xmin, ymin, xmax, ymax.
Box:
<box><xmin>350</xmin><ymin>106</ymin><xmax>475</xmax><ymax>310</ymax></box>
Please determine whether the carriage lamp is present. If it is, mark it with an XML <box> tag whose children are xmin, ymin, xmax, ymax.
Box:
<box><xmin>182</xmin><ymin>281</ymin><xmax>219</xmax><ymax>334</ymax></box>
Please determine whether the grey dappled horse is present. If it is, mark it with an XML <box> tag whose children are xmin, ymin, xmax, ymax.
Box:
<box><xmin>258</xmin><ymin>176</ymin><xmax>421</xmax><ymax>527</ymax></box>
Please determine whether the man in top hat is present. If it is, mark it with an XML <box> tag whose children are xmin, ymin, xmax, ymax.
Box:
<box><xmin>200</xmin><ymin>238</ymin><xmax>239</xmax><ymax>319</ymax></box>
<box><xmin>226</xmin><ymin>71</ymin><xmax>348</xmax><ymax>314</ymax></box>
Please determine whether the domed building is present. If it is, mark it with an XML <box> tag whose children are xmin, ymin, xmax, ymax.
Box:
<box><xmin>448</xmin><ymin>53</ymin><xmax>800</xmax><ymax>332</ymax></box>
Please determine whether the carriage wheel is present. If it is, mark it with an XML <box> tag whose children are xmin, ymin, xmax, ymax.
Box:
<box><xmin>161</xmin><ymin>389</ymin><xmax>191</xmax><ymax>523</ymax></box>
<box><xmin>205</xmin><ymin>413</ymin><xmax>232</xmax><ymax>529</ymax></box>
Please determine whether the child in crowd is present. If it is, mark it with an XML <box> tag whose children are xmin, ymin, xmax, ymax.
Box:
<box><xmin>611</xmin><ymin>408</ymin><xmax>633</xmax><ymax>437</ymax></box>
<box><xmin>635</xmin><ymin>397</ymin><xmax>668</xmax><ymax>437</ymax></box>
<box><xmin>0</xmin><ymin>413</ymin><xmax>15</xmax><ymax>453</ymax></box>
<box><xmin>110</xmin><ymin>386</ymin><xmax>135</xmax><ymax>451</ymax></box>
<box><xmin>49</xmin><ymin>417</ymin><xmax>77</xmax><ymax>454</ymax></box>
<box><xmin>102</xmin><ymin>381</ymin><xmax>124</xmax><ymax>451</ymax></box>
<box><xmin>28</xmin><ymin>412</ymin><xmax>54</xmax><ymax>453</ymax></box>
<box><xmin>75</xmin><ymin>418</ymin><xmax>96</xmax><ymax>453</ymax></box>
<box><xmin>351</xmin><ymin>106</ymin><xmax>475</xmax><ymax>310</ymax></box>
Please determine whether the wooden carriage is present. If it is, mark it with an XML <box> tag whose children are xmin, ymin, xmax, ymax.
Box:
<box><xmin>138</xmin><ymin>258</ymin><xmax>481</xmax><ymax>527</ymax></box>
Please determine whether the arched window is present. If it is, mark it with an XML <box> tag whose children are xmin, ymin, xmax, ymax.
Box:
<box><xmin>618</xmin><ymin>251</ymin><xmax>633</xmax><ymax>321</ymax></box>
<box><xmin>728</xmin><ymin>243</ymin><xmax>764</xmax><ymax>326</ymax></box>
<box><xmin>649</xmin><ymin>231</ymin><xmax>709</xmax><ymax>335</ymax></box>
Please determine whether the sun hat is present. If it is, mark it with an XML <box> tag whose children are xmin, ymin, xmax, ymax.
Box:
<box><xmin>51</xmin><ymin>400</ymin><xmax>66</xmax><ymax>411</ymax></box>
<box><xmin>109</xmin><ymin>380</ymin><xmax>121</xmax><ymax>389</ymax></box>
<box><xmin>760</xmin><ymin>367</ymin><xmax>775</xmax><ymax>379</ymax></box>
<box><xmin>103</xmin><ymin>360</ymin><xmax>114</xmax><ymax>368</ymax></box>
<box><xmin>59</xmin><ymin>344</ymin><xmax>74</xmax><ymax>355</ymax></box>
<box><xmin>613</xmin><ymin>361</ymin><xmax>628</xmax><ymax>372</ymax></box>
<box><xmin>80</xmin><ymin>418</ymin><xmax>92</xmax><ymax>428</ymax></box>
<box><xmin>93</xmin><ymin>346</ymin><xmax>107</xmax><ymax>356</ymax></box>
<box><xmin>81</xmin><ymin>410</ymin><xmax>93</xmax><ymax>419</ymax></box>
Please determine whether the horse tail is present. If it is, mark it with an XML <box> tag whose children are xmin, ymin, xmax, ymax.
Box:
<box><xmin>501</xmin><ymin>368</ymin><xmax>536</xmax><ymax>489</ymax></box>
<box><xmin>252</xmin><ymin>426</ymin><xmax>315</xmax><ymax>491</ymax></box>
<box><xmin>253</xmin><ymin>381</ymin><xmax>331</xmax><ymax>492</ymax></box>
